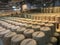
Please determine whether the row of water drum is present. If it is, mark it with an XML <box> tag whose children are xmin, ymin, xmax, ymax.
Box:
<box><xmin>28</xmin><ymin>14</ymin><xmax>60</xmax><ymax>23</ymax></box>
<box><xmin>0</xmin><ymin>17</ymin><xmax>60</xmax><ymax>45</ymax></box>
<box><xmin>1</xmin><ymin>17</ymin><xmax>59</xmax><ymax>29</ymax></box>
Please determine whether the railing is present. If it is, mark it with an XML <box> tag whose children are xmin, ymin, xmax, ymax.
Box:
<box><xmin>24</xmin><ymin>13</ymin><xmax>60</xmax><ymax>23</ymax></box>
<box><xmin>40</xmin><ymin>7</ymin><xmax>60</xmax><ymax>13</ymax></box>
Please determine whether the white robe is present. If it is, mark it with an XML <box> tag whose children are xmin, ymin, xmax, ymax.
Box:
<box><xmin>22</xmin><ymin>4</ymin><xmax>28</xmax><ymax>11</ymax></box>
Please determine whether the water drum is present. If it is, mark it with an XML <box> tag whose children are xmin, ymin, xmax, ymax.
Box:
<box><xmin>6</xmin><ymin>20</ymin><xmax>14</xmax><ymax>24</ymax></box>
<box><xmin>37</xmin><ymin>23</ymin><xmax>45</xmax><ymax>27</ymax></box>
<box><xmin>36</xmin><ymin>20</ymin><xmax>42</xmax><ymax>23</ymax></box>
<box><xmin>32</xmin><ymin>31</ymin><xmax>46</xmax><ymax>45</ymax></box>
<box><xmin>15</xmin><ymin>23</ymin><xmax>23</xmax><ymax>26</ymax></box>
<box><xmin>42</xmin><ymin>16</ymin><xmax>46</xmax><ymax>21</ymax></box>
<box><xmin>54</xmin><ymin>32</ymin><xmax>60</xmax><ymax>39</ymax></box>
<box><xmin>11</xmin><ymin>26</ymin><xmax>20</xmax><ymax>32</ymax></box>
<box><xmin>0</xmin><ymin>19</ymin><xmax>5</xmax><ymax>21</ymax></box>
<box><xmin>25</xmin><ymin>24</ymin><xmax>32</xmax><ymax>29</ymax></box>
<box><xmin>0</xmin><ymin>23</ymin><xmax>2</xmax><ymax>26</ymax></box>
<box><xmin>20</xmin><ymin>39</ymin><xmax>37</xmax><ymax>45</ymax></box>
<box><xmin>12</xmin><ymin>22</ymin><xmax>18</xmax><ymax>25</ymax></box>
<box><xmin>6</xmin><ymin>24</ymin><xmax>12</xmax><ymax>28</ymax></box>
<box><xmin>55</xmin><ymin>15</ymin><xmax>60</xmax><ymax>23</ymax></box>
<box><xmin>50</xmin><ymin>37</ymin><xmax>57</xmax><ymax>45</ymax></box>
<box><xmin>47</xmin><ymin>43</ymin><xmax>53</xmax><ymax>45</ymax></box>
<box><xmin>26</xmin><ymin>20</ymin><xmax>32</xmax><ymax>25</ymax></box>
<box><xmin>40</xmin><ymin>16</ymin><xmax>43</xmax><ymax>21</ymax></box>
<box><xmin>12</xmin><ymin>22</ymin><xmax>19</xmax><ymax>25</ymax></box>
<box><xmin>0</xmin><ymin>28</ymin><xmax>6</xmax><ymax>45</ymax></box>
<box><xmin>45</xmin><ymin>16</ymin><xmax>50</xmax><ymax>21</ymax></box>
<box><xmin>24</xmin><ymin>29</ymin><xmax>34</xmax><ymax>38</ymax></box>
<box><xmin>4</xmin><ymin>24</ymin><xmax>12</xmax><ymax>29</ymax></box>
<box><xmin>22</xmin><ymin>20</ymin><xmax>27</xmax><ymax>22</ymax></box>
<box><xmin>16</xmin><ymin>27</ymin><xmax>26</xmax><ymax>34</ymax></box>
<box><xmin>10</xmin><ymin>21</ymin><xmax>18</xmax><ymax>25</ymax></box>
<box><xmin>40</xmin><ymin>27</ymin><xmax>51</xmax><ymax>42</ymax></box>
<box><xmin>3</xmin><ymin>32</ymin><xmax>16</xmax><ymax>45</ymax></box>
<box><xmin>14</xmin><ymin>22</ymin><xmax>21</xmax><ymax>26</ymax></box>
<box><xmin>59</xmin><ymin>24</ymin><xmax>60</xmax><ymax>29</ymax></box>
<box><xmin>0</xmin><ymin>30</ymin><xmax>11</xmax><ymax>38</ymax></box>
<box><xmin>48</xmin><ymin>21</ymin><xmax>57</xmax><ymax>29</ymax></box>
<box><xmin>26</xmin><ymin>21</ymin><xmax>32</xmax><ymax>25</ymax></box>
<box><xmin>8</xmin><ymin>25</ymin><xmax>15</xmax><ymax>29</ymax></box>
<box><xmin>0</xmin><ymin>27</ymin><xmax>5</xmax><ymax>31</ymax></box>
<box><xmin>50</xmin><ymin>16</ymin><xmax>55</xmax><ymax>21</ymax></box>
<box><xmin>41</xmin><ymin>20</ymin><xmax>48</xmax><ymax>24</ymax></box>
<box><xmin>25</xmin><ymin>19</ymin><xmax>31</xmax><ymax>21</ymax></box>
<box><xmin>14</xmin><ymin>23</ymin><xmax>22</xmax><ymax>26</ymax></box>
<box><xmin>53</xmin><ymin>32</ymin><xmax>60</xmax><ymax>44</ymax></box>
<box><xmin>1</xmin><ymin>22</ymin><xmax>9</xmax><ymax>28</ymax></box>
<box><xmin>0</xmin><ymin>30</ymin><xmax>11</xmax><ymax>45</ymax></box>
<box><xmin>32</xmin><ymin>20</ymin><xmax>37</xmax><ymax>23</ymax></box>
<box><xmin>19</xmin><ymin>23</ymin><xmax>27</xmax><ymax>27</ymax></box>
<box><xmin>4</xmin><ymin>20</ymin><xmax>11</xmax><ymax>23</ymax></box>
<box><xmin>32</xmin><ymin>25</ymin><xmax>40</xmax><ymax>31</ymax></box>
<box><xmin>6</xmin><ymin>24</ymin><xmax>13</xmax><ymax>29</ymax></box>
<box><xmin>4</xmin><ymin>20</ymin><xmax>12</xmax><ymax>23</ymax></box>
<box><xmin>11</xmin><ymin>34</ymin><xmax>25</xmax><ymax>45</ymax></box>
<box><xmin>45</xmin><ymin>23</ymin><xmax>55</xmax><ymax>36</ymax></box>
<box><xmin>16</xmin><ymin>20</ymin><xmax>22</xmax><ymax>23</ymax></box>
<box><xmin>0</xmin><ymin>28</ymin><xmax>6</xmax><ymax>32</ymax></box>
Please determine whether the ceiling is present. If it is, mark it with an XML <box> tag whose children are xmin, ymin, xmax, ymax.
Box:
<box><xmin>0</xmin><ymin>0</ymin><xmax>11</xmax><ymax>3</ymax></box>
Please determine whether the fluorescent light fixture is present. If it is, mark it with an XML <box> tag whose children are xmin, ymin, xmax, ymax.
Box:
<box><xmin>13</xmin><ymin>9</ymin><xmax>17</xmax><ymax>11</ymax></box>
<box><xmin>12</xmin><ymin>6</ymin><xmax>16</xmax><ymax>8</ymax></box>
<box><xmin>13</xmin><ymin>8</ymin><xmax>21</xmax><ymax>11</ymax></box>
<box><xmin>44</xmin><ymin>4</ymin><xmax>46</xmax><ymax>6</ymax></box>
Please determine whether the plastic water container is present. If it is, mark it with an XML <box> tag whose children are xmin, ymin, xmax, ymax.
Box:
<box><xmin>6</xmin><ymin>24</ymin><xmax>12</xmax><ymax>29</ymax></box>
<box><xmin>16</xmin><ymin>27</ymin><xmax>26</xmax><ymax>34</ymax></box>
<box><xmin>0</xmin><ymin>30</ymin><xmax>11</xmax><ymax>45</ymax></box>
<box><xmin>0</xmin><ymin>30</ymin><xmax>11</xmax><ymax>38</ymax></box>
<box><xmin>54</xmin><ymin>32</ymin><xmax>60</xmax><ymax>38</ymax></box>
<box><xmin>59</xmin><ymin>24</ymin><xmax>60</xmax><ymax>29</ymax></box>
<box><xmin>42</xmin><ymin>20</ymin><xmax>48</xmax><ymax>24</ymax></box>
<box><xmin>45</xmin><ymin>23</ymin><xmax>55</xmax><ymax>36</ymax></box>
<box><xmin>53</xmin><ymin>32</ymin><xmax>60</xmax><ymax>45</ymax></box>
<box><xmin>11</xmin><ymin>26</ymin><xmax>20</xmax><ymax>32</ymax></box>
<box><xmin>19</xmin><ymin>23</ymin><xmax>27</xmax><ymax>27</ymax></box>
<box><xmin>0</xmin><ymin>28</ymin><xmax>6</xmax><ymax>45</ymax></box>
<box><xmin>32</xmin><ymin>25</ymin><xmax>40</xmax><ymax>31</ymax></box>
<box><xmin>40</xmin><ymin>27</ymin><xmax>51</xmax><ymax>42</ymax></box>
<box><xmin>47</xmin><ymin>43</ymin><xmax>53</xmax><ymax>45</ymax></box>
<box><xmin>48</xmin><ymin>21</ymin><xmax>57</xmax><ymax>29</ymax></box>
<box><xmin>0</xmin><ymin>28</ymin><xmax>6</xmax><ymax>32</ymax></box>
<box><xmin>3</xmin><ymin>32</ymin><xmax>16</xmax><ymax>45</ymax></box>
<box><xmin>50</xmin><ymin>37</ymin><xmax>57</xmax><ymax>45</ymax></box>
<box><xmin>11</xmin><ymin>34</ymin><xmax>25</xmax><ymax>45</ymax></box>
<box><xmin>25</xmin><ymin>24</ymin><xmax>32</xmax><ymax>29</ymax></box>
<box><xmin>32</xmin><ymin>31</ymin><xmax>46</xmax><ymax>45</ymax></box>
<box><xmin>24</xmin><ymin>29</ymin><xmax>34</xmax><ymax>38</ymax></box>
<box><xmin>20</xmin><ymin>39</ymin><xmax>37</xmax><ymax>45</ymax></box>
<box><xmin>37</xmin><ymin>23</ymin><xmax>45</xmax><ymax>27</ymax></box>
<box><xmin>8</xmin><ymin>25</ymin><xmax>15</xmax><ymax>30</ymax></box>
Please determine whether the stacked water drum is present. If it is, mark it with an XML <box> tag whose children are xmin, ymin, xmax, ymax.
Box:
<box><xmin>0</xmin><ymin>17</ymin><xmax>59</xmax><ymax>45</ymax></box>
